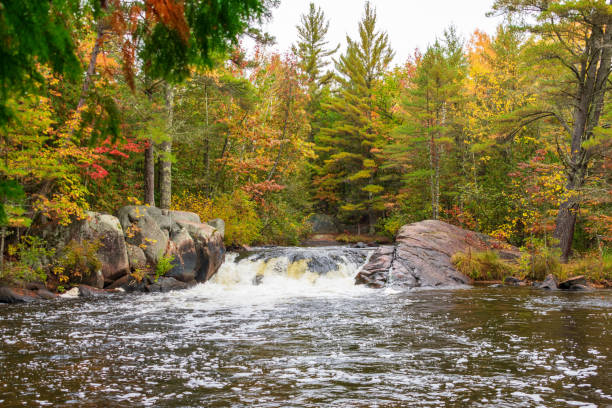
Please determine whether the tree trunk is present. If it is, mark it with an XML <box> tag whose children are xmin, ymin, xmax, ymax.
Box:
<box><xmin>144</xmin><ymin>142</ymin><xmax>155</xmax><ymax>206</ymax></box>
<box><xmin>159</xmin><ymin>84</ymin><xmax>174</xmax><ymax>209</ymax></box>
<box><xmin>553</xmin><ymin>12</ymin><xmax>612</xmax><ymax>262</ymax></box>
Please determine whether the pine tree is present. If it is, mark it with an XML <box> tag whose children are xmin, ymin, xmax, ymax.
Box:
<box><xmin>292</xmin><ymin>3</ymin><xmax>339</xmax><ymax>142</ymax></box>
<box><xmin>392</xmin><ymin>28</ymin><xmax>467</xmax><ymax>220</ymax></box>
<box><xmin>314</xmin><ymin>1</ymin><xmax>394</xmax><ymax>232</ymax></box>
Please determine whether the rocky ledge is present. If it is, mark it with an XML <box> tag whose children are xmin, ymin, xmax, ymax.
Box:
<box><xmin>1</xmin><ymin>206</ymin><xmax>225</xmax><ymax>303</ymax></box>
<box><xmin>355</xmin><ymin>220</ymin><xmax>519</xmax><ymax>289</ymax></box>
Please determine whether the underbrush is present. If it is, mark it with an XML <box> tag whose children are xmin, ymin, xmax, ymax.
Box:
<box><xmin>451</xmin><ymin>250</ymin><xmax>515</xmax><ymax>281</ymax></box>
<box><xmin>452</xmin><ymin>247</ymin><xmax>611</xmax><ymax>284</ymax></box>
<box><xmin>562</xmin><ymin>251</ymin><xmax>612</xmax><ymax>283</ymax></box>
<box><xmin>335</xmin><ymin>233</ymin><xmax>392</xmax><ymax>244</ymax></box>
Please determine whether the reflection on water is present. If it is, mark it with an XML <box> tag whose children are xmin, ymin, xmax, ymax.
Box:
<box><xmin>0</xmin><ymin>247</ymin><xmax>610</xmax><ymax>407</ymax></box>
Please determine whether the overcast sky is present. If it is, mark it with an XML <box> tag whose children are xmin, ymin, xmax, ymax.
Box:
<box><xmin>256</xmin><ymin>0</ymin><xmax>503</xmax><ymax>66</ymax></box>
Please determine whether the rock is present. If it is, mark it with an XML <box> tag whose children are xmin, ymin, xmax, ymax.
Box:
<box><xmin>105</xmin><ymin>274</ymin><xmax>132</xmax><ymax>290</ymax></box>
<box><xmin>170</xmin><ymin>210</ymin><xmax>201</xmax><ymax>225</ymax></box>
<box><xmin>504</xmin><ymin>276</ymin><xmax>522</xmax><ymax>287</ymax></box>
<box><xmin>566</xmin><ymin>284</ymin><xmax>591</xmax><ymax>291</ymax></box>
<box><xmin>356</xmin><ymin>220</ymin><xmax>519</xmax><ymax>289</ymax></box>
<box><xmin>118</xmin><ymin>206</ymin><xmax>225</xmax><ymax>284</ymax></box>
<box><xmin>118</xmin><ymin>206</ymin><xmax>169</xmax><ymax>266</ymax></box>
<box><xmin>307</xmin><ymin>214</ymin><xmax>338</xmax><ymax>234</ymax></box>
<box><xmin>85</xmin><ymin>213</ymin><xmax>130</xmax><ymax>283</ymax></box>
<box><xmin>157</xmin><ymin>277</ymin><xmax>188</xmax><ymax>292</ymax></box>
<box><xmin>354</xmin><ymin>242</ymin><xmax>368</xmax><ymax>249</ymax></box>
<box><xmin>0</xmin><ymin>287</ymin><xmax>39</xmax><ymax>303</ymax></box>
<box><xmin>41</xmin><ymin>211</ymin><xmax>130</xmax><ymax>289</ymax></box>
<box><xmin>145</xmin><ymin>283</ymin><xmax>161</xmax><ymax>293</ymax></box>
<box><xmin>534</xmin><ymin>274</ymin><xmax>558</xmax><ymax>290</ymax></box>
<box><xmin>559</xmin><ymin>275</ymin><xmax>587</xmax><ymax>290</ymax></box>
<box><xmin>354</xmin><ymin>245</ymin><xmax>394</xmax><ymax>288</ymax></box>
<box><xmin>178</xmin><ymin>220</ymin><xmax>225</xmax><ymax>282</ymax></box>
<box><xmin>35</xmin><ymin>288</ymin><xmax>59</xmax><ymax>300</ymax></box>
<box><xmin>78</xmin><ymin>284</ymin><xmax>111</xmax><ymax>298</ymax></box>
<box><xmin>207</xmin><ymin>218</ymin><xmax>225</xmax><ymax>238</ymax></box>
<box><xmin>126</xmin><ymin>243</ymin><xmax>148</xmax><ymax>270</ymax></box>
<box><xmin>60</xmin><ymin>287</ymin><xmax>80</xmax><ymax>298</ymax></box>
<box><xmin>165</xmin><ymin>228</ymin><xmax>197</xmax><ymax>283</ymax></box>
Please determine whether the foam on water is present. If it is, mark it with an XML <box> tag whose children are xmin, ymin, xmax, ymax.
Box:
<box><xmin>161</xmin><ymin>247</ymin><xmax>376</xmax><ymax>308</ymax></box>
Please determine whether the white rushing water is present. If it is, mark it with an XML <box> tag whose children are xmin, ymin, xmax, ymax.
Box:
<box><xmin>168</xmin><ymin>247</ymin><xmax>376</xmax><ymax>307</ymax></box>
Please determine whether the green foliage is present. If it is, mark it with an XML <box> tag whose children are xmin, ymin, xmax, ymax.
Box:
<box><xmin>1</xmin><ymin>236</ymin><xmax>55</xmax><ymax>285</ymax></box>
<box><xmin>517</xmin><ymin>241</ymin><xmax>562</xmax><ymax>281</ymax></box>
<box><xmin>312</xmin><ymin>2</ymin><xmax>394</xmax><ymax>230</ymax></box>
<box><xmin>0</xmin><ymin>0</ymin><xmax>83</xmax><ymax>124</ymax></box>
<box><xmin>155</xmin><ymin>253</ymin><xmax>175</xmax><ymax>282</ymax></box>
<box><xmin>56</xmin><ymin>239</ymin><xmax>102</xmax><ymax>284</ymax></box>
<box><xmin>451</xmin><ymin>250</ymin><xmax>515</xmax><ymax>281</ymax></box>
<box><xmin>173</xmin><ymin>190</ymin><xmax>262</xmax><ymax>246</ymax></box>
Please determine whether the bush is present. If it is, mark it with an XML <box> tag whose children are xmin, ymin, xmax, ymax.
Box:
<box><xmin>155</xmin><ymin>253</ymin><xmax>175</xmax><ymax>282</ymax></box>
<box><xmin>451</xmin><ymin>250</ymin><xmax>515</xmax><ymax>281</ymax></box>
<box><xmin>517</xmin><ymin>238</ymin><xmax>561</xmax><ymax>281</ymax></box>
<box><xmin>0</xmin><ymin>236</ymin><xmax>54</xmax><ymax>285</ymax></box>
<box><xmin>55</xmin><ymin>239</ymin><xmax>102</xmax><ymax>284</ymax></box>
<box><xmin>173</xmin><ymin>190</ymin><xmax>262</xmax><ymax>246</ymax></box>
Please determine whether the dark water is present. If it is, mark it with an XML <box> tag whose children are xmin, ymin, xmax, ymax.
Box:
<box><xmin>0</xmin><ymin>248</ymin><xmax>610</xmax><ymax>407</ymax></box>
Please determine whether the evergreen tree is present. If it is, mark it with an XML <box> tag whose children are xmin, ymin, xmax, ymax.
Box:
<box><xmin>292</xmin><ymin>2</ymin><xmax>339</xmax><ymax>144</ymax></box>
<box><xmin>314</xmin><ymin>1</ymin><xmax>394</xmax><ymax>232</ymax></box>
<box><xmin>391</xmin><ymin>28</ymin><xmax>467</xmax><ymax>220</ymax></box>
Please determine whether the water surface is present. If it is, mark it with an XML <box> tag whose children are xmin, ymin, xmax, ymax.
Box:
<box><xmin>1</xmin><ymin>247</ymin><xmax>610</xmax><ymax>407</ymax></box>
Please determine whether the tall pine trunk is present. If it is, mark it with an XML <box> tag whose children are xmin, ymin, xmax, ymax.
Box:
<box><xmin>144</xmin><ymin>142</ymin><xmax>155</xmax><ymax>206</ymax></box>
<box><xmin>160</xmin><ymin>84</ymin><xmax>174</xmax><ymax>209</ymax></box>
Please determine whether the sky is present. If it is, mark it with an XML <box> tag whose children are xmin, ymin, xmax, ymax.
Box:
<box><xmin>256</xmin><ymin>0</ymin><xmax>503</xmax><ymax>66</ymax></box>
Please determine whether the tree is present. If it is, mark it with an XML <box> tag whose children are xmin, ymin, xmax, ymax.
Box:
<box><xmin>314</xmin><ymin>1</ymin><xmax>394</xmax><ymax>232</ymax></box>
<box><xmin>394</xmin><ymin>28</ymin><xmax>467</xmax><ymax>220</ymax></box>
<box><xmin>491</xmin><ymin>0</ymin><xmax>612</xmax><ymax>261</ymax></box>
<box><xmin>292</xmin><ymin>2</ymin><xmax>339</xmax><ymax>139</ymax></box>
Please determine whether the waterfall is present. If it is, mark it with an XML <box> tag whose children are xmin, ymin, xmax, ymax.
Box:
<box><xmin>186</xmin><ymin>246</ymin><xmax>375</xmax><ymax>304</ymax></box>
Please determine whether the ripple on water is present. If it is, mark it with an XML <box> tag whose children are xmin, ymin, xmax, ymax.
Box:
<box><xmin>1</xmin><ymin>249</ymin><xmax>611</xmax><ymax>407</ymax></box>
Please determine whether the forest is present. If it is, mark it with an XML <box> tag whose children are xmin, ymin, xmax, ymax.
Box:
<box><xmin>0</xmin><ymin>0</ymin><xmax>611</xmax><ymax>286</ymax></box>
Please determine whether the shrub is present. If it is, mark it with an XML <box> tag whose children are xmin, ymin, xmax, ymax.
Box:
<box><xmin>451</xmin><ymin>250</ymin><xmax>515</xmax><ymax>281</ymax></box>
<box><xmin>155</xmin><ymin>253</ymin><xmax>175</xmax><ymax>282</ymax></box>
<box><xmin>0</xmin><ymin>236</ymin><xmax>54</xmax><ymax>285</ymax></box>
<box><xmin>173</xmin><ymin>190</ymin><xmax>262</xmax><ymax>247</ymax></box>
<box><xmin>562</xmin><ymin>250</ymin><xmax>612</xmax><ymax>283</ymax></box>
<box><xmin>517</xmin><ymin>238</ymin><xmax>561</xmax><ymax>281</ymax></box>
<box><xmin>55</xmin><ymin>239</ymin><xmax>102</xmax><ymax>284</ymax></box>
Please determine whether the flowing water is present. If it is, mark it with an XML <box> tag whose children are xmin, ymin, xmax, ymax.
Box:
<box><xmin>0</xmin><ymin>246</ymin><xmax>610</xmax><ymax>407</ymax></box>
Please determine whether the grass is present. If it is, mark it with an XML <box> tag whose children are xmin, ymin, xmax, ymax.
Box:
<box><xmin>452</xmin><ymin>248</ymin><xmax>612</xmax><ymax>286</ymax></box>
<box><xmin>451</xmin><ymin>250</ymin><xmax>516</xmax><ymax>281</ymax></box>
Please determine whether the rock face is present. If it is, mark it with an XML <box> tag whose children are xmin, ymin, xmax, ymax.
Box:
<box><xmin>355</xmin><ymin>220</ymin><xmax>519</xmax><ymax>289</ymax></box>
<box><xmin>42</xmin><ymin>211</ymin><xmax>130</xmax><ymax>289</ymax></box>
<box><xmin>118</xmin><ymin>206</ymin><xmax>225</xmax><ymax>286</ymax></box>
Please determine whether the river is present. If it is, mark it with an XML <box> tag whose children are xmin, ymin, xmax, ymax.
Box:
<box><xmin>0</xmin><ymin>246</ymin><xmax>610</xmax><ymax>407</ymax></box>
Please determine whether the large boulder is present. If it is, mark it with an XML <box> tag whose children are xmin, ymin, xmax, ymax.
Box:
<box><xmin>117</xmin><ymin>206</ymin><xmax>225</xmax><ymax>285</ymax></box>
<box><xmin>41</xmin><ymin>211</ymin><xmax>130</xmax><ymax>289</ymax></box>
<box><xmin>356</xmin><ymin>220</ymin><xmax>518</xmax><ymax>289</ymax></box>
<box><xmin>118</xmin><ymin>206</ymin><xmax>169</xmax><ymax>266</ymax></box>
